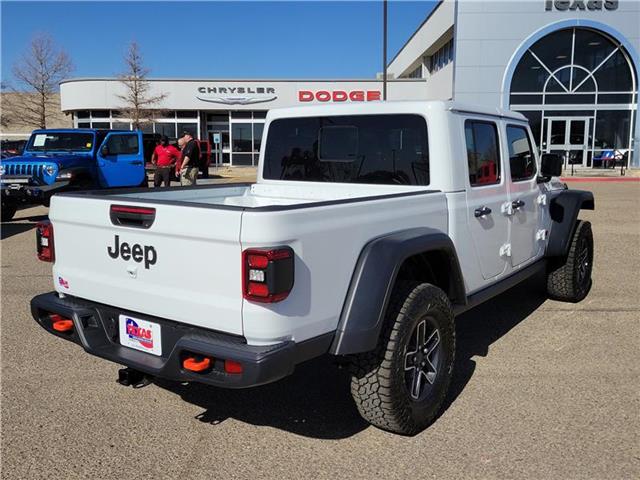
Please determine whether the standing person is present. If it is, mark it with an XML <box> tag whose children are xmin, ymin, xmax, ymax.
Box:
<box><xmin>179</xmin><ymin>130</ymin><xmax>200</xmax><ymax>186</ymax></box>
<box><xmin>175</xmin><ymin>137</ymin><xmax>185</xmax><ymax>181</ymax></box>
<box><xmin>151</xmin><ymin>136</ymin><xmax>180</xmax><ymax>187</ymax></box>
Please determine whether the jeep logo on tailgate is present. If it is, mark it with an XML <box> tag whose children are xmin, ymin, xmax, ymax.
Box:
<box><xmin>107</xmin><ymin>235</ymin><xmax>157</xmax><ymax>269</ymax></box>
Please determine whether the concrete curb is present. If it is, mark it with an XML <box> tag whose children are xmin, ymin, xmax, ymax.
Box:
<box><xmin>561</xmin><ymin>177</ymin><xmax>640</xmax><ymax>182</ymax></box>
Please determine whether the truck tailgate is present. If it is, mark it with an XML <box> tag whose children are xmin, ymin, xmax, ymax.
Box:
<box><xmin>49</xmin><ymin>195</ymin><xmax>243</xmax><ymax>335</ymax></box>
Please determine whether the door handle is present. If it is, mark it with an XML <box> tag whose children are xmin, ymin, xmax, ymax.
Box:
<box><xmin>512</xmin><ymin>199</ymin><xmax>525</xmax><ymax>210</ymax></box>
<box><xmin>474</xmin><ymin>206</ymin><xmax>492</xmax><ymax>218</ymax></box>
<box><xmin>129</xmin><ymin>161</ymin><xmax>143</xmax><ymax>166</ymax></box>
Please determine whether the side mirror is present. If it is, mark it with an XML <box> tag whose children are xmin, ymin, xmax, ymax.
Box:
<box><xmin>101</xmin><ymin>145</ymin><xmax>110</xmax><ymax>157</ymax></box>
<box><xmin>541</xmin><ymin>153</ymin><xmax>563</xmax><ymax>178</ymax></box>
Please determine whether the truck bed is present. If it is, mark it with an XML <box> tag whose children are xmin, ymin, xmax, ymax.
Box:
<box><xmin>62</xmin><ymin>182</ymin><xmax>434</xmax><ymax>210</ymax></box>
<box><xmin>50</xmin><ymin>182</ymin><xmax>446</xmax><ymax>344</ymax></box>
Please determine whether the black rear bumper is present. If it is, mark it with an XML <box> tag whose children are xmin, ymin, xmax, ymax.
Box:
<box><xmin>30</xmin><ymin>292</ymin><xmax>333</xmax><ymax>388</ymax></box>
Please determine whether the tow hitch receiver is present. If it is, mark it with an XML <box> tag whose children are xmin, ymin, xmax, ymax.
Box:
<box><xmin>117</xmin><ymin>367</ymin><xmax>152</xmax><ymax>388</ymax></box>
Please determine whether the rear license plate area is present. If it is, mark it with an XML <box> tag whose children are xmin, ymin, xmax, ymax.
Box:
<box><xmin>118</xmin><ymin>314</ymin><xmax>162</xmax><ymax>356</ymax></box>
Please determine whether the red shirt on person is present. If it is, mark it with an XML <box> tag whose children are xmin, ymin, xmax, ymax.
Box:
<box><xmin>153</xmin><ymin>144</ymin><xmax>180</xmax><ymax>167</ymax></box>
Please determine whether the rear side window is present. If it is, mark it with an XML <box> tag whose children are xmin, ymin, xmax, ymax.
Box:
<box><xmin>465</xmin><ymin>120</ymin><xmax>501</xmax><ymax>186</ymax></box>
<box><xmin>506</xmin><ymin>125</ymin><xmax>537</xmax><ymax>181</ymax></box>
<box><xmin>263</xmin><ymin>114</ymin><xmax>429</xmax><ymax>185</ymax></box>
<box><xmin>105</xmin><ymin>134</ymin><xmax>139</xmax><ymax>155</ymax></box>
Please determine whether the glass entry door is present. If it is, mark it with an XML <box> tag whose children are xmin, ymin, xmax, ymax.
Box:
<box><xmin>208</xmin><ymin>130</ymin><xmax>230</xmax><ymax>165</ymax></box>
<box><xmin>545</xmin><ymin>118</ymin><xmax>590</xmax><ymax>167</ymax></box>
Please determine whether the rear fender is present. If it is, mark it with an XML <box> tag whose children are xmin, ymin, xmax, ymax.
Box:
<box><xmin>329</xmin><ymin>228</ymin><xmax>466</xmax><ymax>355</ymax></box>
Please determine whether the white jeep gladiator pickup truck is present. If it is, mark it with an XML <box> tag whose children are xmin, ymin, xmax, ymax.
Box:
<box><xmin>31</xmin><ymin>101</ymin><xmax>594</xmax><ymax>435</ymax></box>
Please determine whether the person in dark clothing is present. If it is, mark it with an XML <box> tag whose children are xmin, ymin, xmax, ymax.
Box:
<box><xmin>179</xmin><ymin>130</ymin><xmax>200</xmax><ymax>186</ymax></box>
<box><xmin>151</xmin><ymin>136</ymin><xmax>180</xmax><ymax>187</ymax></box>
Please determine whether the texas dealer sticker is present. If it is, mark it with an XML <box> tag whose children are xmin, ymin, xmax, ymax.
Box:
<box><xmin>118</xmin><ymin>315</ymin><xmax>162</xmax><ymax>356</ymax></box>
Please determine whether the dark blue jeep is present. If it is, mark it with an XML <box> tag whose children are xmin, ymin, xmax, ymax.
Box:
<box><xmin>1</xmin><ymin>129</ymin><xmax>146</xmax><ymax>220</ymax></box>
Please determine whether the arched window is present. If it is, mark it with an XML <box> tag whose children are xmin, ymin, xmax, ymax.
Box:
<box><xmin>511</xmin><ymin>28</ymin><xmax>634</xmax><ymax>98</ymax></box>
<box><xmin>509</xmin><ymin>28</ymin><xmax>636</xmax><ymax>167</ymax></box>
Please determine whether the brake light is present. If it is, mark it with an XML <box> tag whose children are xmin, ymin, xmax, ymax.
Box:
<box><xmin>242</xmin><ymin>247</ymin><xmax>294</xmax><ymax>303</ymax></box>
<box><xmin>36</xmin><ymin>221</ymin><xmax>54</xmax><ymax>262</ymax></box>
<box><xmin>110</xmin><ymin>204</ymin><xmax>156</xmax><ymax>229</ymax></box>
<box><xmin>110</xmin><ymin>205</ymin><xmax>156</xmax><ymax>215</ymax></box>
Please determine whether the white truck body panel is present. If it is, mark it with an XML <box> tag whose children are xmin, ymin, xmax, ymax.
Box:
<box><xmin>50</xmin><ymin>196</ymin><xmax>245</xmax><ymax>334</ymax></box>
<box><xmin>240</xmin><ymin>191</ymin><xmax>447</xmax><ymax>344</ymax></box>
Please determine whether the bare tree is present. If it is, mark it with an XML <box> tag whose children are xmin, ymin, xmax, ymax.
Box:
<box><xmin>8</xmin><ymin>33</ymin><xmax>73</xmax><ymax>129</ymax></box>
<box><xmin>117</xmin><ymin>42</ymin><xmax>166</xmax><ymax>129</ymax></box>
<box><xmin>0</xmin><ymin>83</ymin><xmax>14</xmax><ymax>129</ymax></box>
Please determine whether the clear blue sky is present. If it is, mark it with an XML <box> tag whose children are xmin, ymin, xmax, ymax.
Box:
<box><xmin>1</xmin><ymin>0</ymin><xmax>436</xmax><ymax>83</ymax></box>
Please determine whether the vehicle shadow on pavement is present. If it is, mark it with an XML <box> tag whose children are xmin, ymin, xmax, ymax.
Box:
<box><xmin>156</xmin><ymin>356</ymin><xmax>367</xmax><ymax>439</ymax></box>
<box><xmin>440</xmin><ymin>275</ymin><xmax>547</xmax><ymax>418</ymax></box>
<box><xmin>158</xmin><ymin>275</ymin><xmax>547</xmax><ymax>439</ymax></box>
<box><xmin>1</xmin><ymin>214</ymin><xmax>48</xmax><ymax>240</ymax></box>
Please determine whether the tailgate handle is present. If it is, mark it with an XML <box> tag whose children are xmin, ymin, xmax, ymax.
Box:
<box><xmin>110</xmin><ymin>205</ymin><xmax>156</xmax><ymax>229</ymax></box>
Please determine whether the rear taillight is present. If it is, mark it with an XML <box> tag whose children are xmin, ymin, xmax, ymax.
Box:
<box><xmin>242</xmin><ymin>247</ymin><xmax>294</xmax><ymax>303</ymax></box>
<box><xmin>36</xmin><ymin>221</ymin><xmax>54</xmax><ymax>262</ymax></box>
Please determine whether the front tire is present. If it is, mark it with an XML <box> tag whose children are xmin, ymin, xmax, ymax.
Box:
<box><xmin>547</xmin><ymin>220</ymin><xmax>593</xmax><ymax>302</ymax></box>
<box><xmin>349</xmin><ymin>282</ymin><xmax>455</xmax><ymax>435</ymax></box>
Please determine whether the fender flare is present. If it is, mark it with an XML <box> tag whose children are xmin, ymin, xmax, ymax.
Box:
<box><xmin>546</xmin><ymin>189</ymin><xmax>594</xmax><ymax>258</ymax></box>
<box><xmin>329</xmin><ymin>227</ymin><xmax>466</xmax><ymax>355</ymax></box>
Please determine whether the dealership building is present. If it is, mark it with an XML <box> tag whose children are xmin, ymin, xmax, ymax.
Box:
<box><xmin>60</xmin><ymin>0</ymin><xmax>639</xmax><ymax>167</ymax></box>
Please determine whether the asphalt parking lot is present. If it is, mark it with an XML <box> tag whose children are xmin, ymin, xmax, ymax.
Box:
<box><xmin>1</xmin><ymin>181</ymin><xmax>638</xmax><ymax>479</ymax></box>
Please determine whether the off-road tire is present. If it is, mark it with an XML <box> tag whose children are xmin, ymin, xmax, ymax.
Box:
<box><xmin>349</xmin><ymin>282</ymin><xmax>455</xmax><ymax>435</ymax></box>
<box><xmin>1</xmin><ymin>201</ymin><xmax>17</xmax><ymax>221</ymax></box>
<box><xmin>547</xmin><ymin>220</ymin><xmax>593</xmax><ymax>302</ymax></box>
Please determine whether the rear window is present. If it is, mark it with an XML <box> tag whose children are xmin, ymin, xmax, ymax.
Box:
<box><xmin>465</xmin><ymin>120</ymin><xmax>501</xmax><ymax>187</ymax></box>
<box><xmin>263</xmin><ymin>114</ymin><xmax>429</xmax><ymax>185</ymax></box>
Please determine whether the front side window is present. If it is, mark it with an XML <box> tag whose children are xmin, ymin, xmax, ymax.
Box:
<box><xmin>29</xmin><ymin>132</ymin><xmax>94</xmax><ymax>152</ymax></box>
<box><xmin>105</xmin><ymin>134</ymin><xmax>139</xmax><ymax>155</ymax></box>
<box><xmin>506</xmin><ymin>126</ymin><xmax>536</xmax><ymax>181</ymax></box>
<box><xmin>263</xmin><ymin>114</ymin><xmax>429</xmax><ymax>185</ymax></box>
<box><xmin>465</xmin><ymin>120</ymin><xmax>501</xmax><ymax>186</ymax></box>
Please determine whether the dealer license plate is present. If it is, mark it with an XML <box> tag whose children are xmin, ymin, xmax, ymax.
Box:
<box><xmin>118</xmin><ymin>314</ymin><xmax>162</xmax><ymax>356</ymax></box>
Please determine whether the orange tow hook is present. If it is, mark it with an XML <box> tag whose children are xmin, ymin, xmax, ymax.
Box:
<box><xmin>183</xmin><ymin>356</ymin><xmax>211</xmax><ymax>372</ymax></box>
<box><xmin>51</xmin><ymin>314</ymin><xmax>74</xmax><ymax>332</ymax></box>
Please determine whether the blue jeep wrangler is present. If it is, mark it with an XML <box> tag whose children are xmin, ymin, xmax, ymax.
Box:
<box><xmin>1</xmin><ymin>129</ymin><xmax>146</xmax><ymax>221</ymax></box>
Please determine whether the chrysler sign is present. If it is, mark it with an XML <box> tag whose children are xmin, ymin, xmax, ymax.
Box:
<box><xmin>196</xmin><ymin>86</ymin><xmax>277</xmax><ymax>105</ymax></box>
